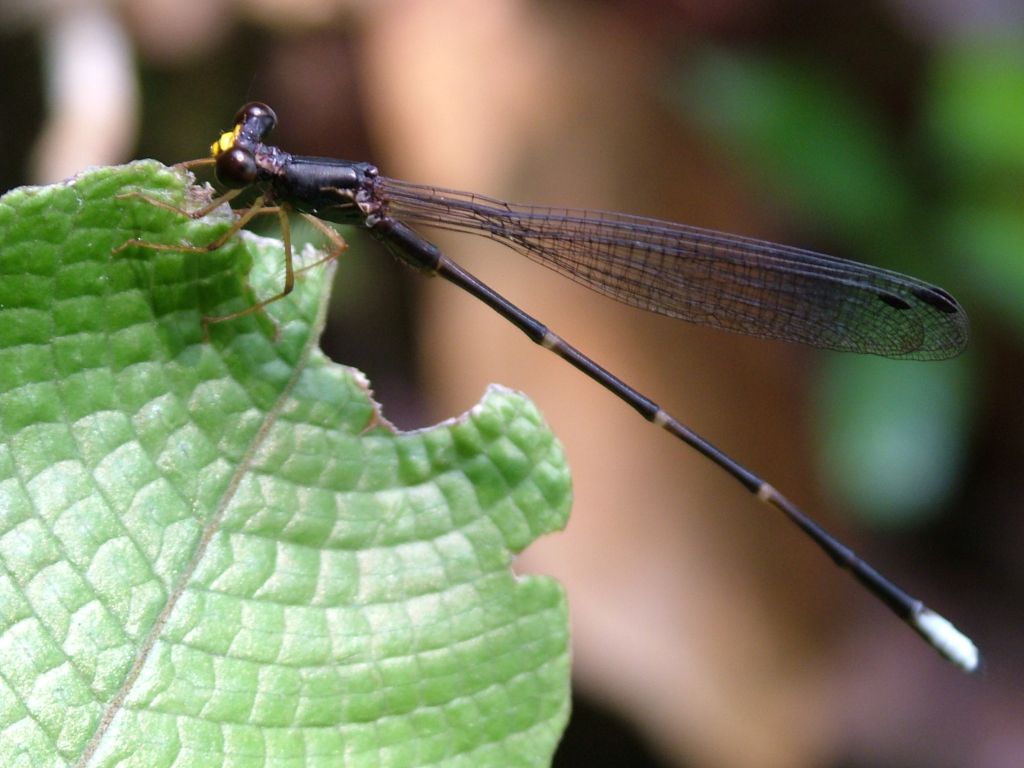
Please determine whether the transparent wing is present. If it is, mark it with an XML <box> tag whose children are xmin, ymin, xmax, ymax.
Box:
<box><xmin>376</xmin><ymin>177</ymin><xmax>968</xmax><ymax>360</ymax></box>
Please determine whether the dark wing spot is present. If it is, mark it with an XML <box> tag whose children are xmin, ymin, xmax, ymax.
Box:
<box><xmin>912</xmin><ymin>286</ymin><xmax>961</xmax><ymax>314</ymax></box>
<box><xmin>877</xmin><ymin>291</ymin><xmax>912</xmax><ymax>311</ymax></box>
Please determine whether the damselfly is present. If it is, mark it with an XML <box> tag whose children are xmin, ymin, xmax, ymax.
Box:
<box><xmin>132</xmin><ymin>102</ymin><xmax>979</xmax><ymax>672</ymax></box>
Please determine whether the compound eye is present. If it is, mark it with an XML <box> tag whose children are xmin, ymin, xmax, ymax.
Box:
<box><xmin>215</xmin><ymin>146</ymin><xmax>258</xmax><ymax>188</ymax></box>
<box><xmin>234</xmin><ymin>102</ymin><xmax>277</xmax><ymax>140</ymax></box>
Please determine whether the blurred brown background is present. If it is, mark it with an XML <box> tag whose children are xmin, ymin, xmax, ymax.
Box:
<box><xmin>2</xmin><ymin>1</ymin><xmax>1022</xmax><ymax>766</ymax></box>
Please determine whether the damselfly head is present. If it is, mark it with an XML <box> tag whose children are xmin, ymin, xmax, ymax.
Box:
<box><xmin>234</xmin><ymin>102</ymin><xmax>277</xmax><ymax>142</ymax></box>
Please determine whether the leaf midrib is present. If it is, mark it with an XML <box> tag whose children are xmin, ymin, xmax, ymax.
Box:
<box><xmin>75</xmin><ymin>260</ymin><xmax>337</xmax><ymax>767</ymax></box>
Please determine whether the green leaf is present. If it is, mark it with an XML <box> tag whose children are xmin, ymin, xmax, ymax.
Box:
<box><xmin>0</xmin><ymin>162</ymin><xmax>572</xmax><ymax>767</ymax></box>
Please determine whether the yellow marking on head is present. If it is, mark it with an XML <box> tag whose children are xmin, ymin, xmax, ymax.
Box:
<box><xmin>210</xmin><ymin>125</ymin><xmax>242</xmax><ymax>158</ymax></box>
